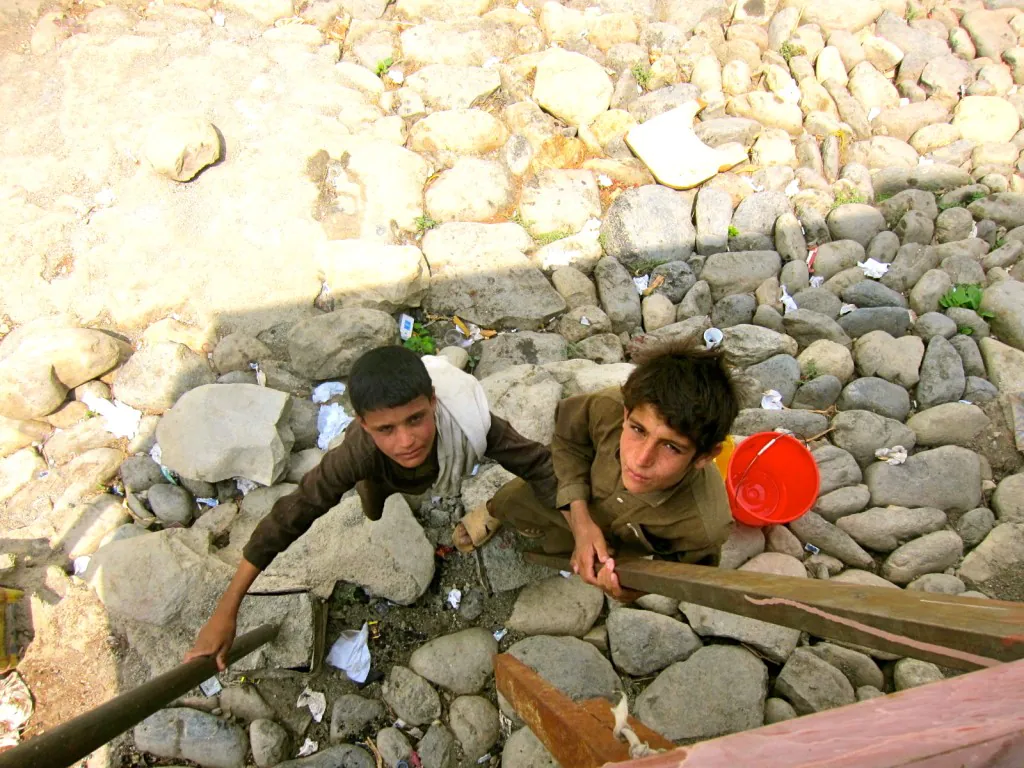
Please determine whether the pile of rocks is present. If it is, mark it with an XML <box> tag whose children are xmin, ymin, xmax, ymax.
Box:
<box><xmin>4</xmin><ymin>0</ymin><xmax>1024</xmax><ymax>764</ymax></box>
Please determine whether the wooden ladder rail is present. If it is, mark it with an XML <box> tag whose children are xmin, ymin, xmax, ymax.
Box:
<box><xmin>525</xmin><ymin>553</ymin><xmax>1024</xmax><ymax>670</ymax></box>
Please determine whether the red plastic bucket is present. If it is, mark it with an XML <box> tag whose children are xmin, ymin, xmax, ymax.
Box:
<box><xmin>726</xmin><ymin>432</ymin><xmax>820</xmax><ymax>527</ymax></box>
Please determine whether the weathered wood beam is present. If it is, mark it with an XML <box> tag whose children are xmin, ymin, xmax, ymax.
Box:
<box><xmin>525</xmin><ymin>554</ymin><xmax>1024</xmax><ymax>670</ymax></box>
<box><xmin>493</xmin><ymin>654</ymin><xmax>673</xmax><ymax>768</ymax></box>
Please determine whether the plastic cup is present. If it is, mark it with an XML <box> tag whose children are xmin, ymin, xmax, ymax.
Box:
<box><xmin>725</xmin><ymin>432</ymin><xmax>819</xmax><ymax>527</ymax></box>
<box><xmin>703</xmin><ymin>327</ymin><xmax>724</xmax><ymax>349</ymax></box>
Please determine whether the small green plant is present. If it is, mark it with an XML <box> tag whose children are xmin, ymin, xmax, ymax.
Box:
<box><xmin>801</xmin><ymin>361</ymin><xmax>819</xmax><ymax>381</ymax></box>
<box><xmin>939</xmin><ymin>284</ymin><xmax>995</xmax><ymax>319</ymax></box>
<box><xmin>727</xmin><ymin>225</ymin><xmax>740</xmax><ymax>238</ymax></box>
<box><xmin>968</xmin><ymin>189</ymin><xmax>987</xmax><ymax>203</ymax></box>
<box><xmin>874</xmin><ymin>192</ymin><xmax>893</xmax><ymax>204</ymax></box>
<box><xmin>779</xmin><ymin>41</ymin><xmax>805</xmax><ymax>64</ymax></box>
<box><xmin>831</xmin><ymin>190</ymin><xmax>867</xmax><ymax>210</ymax></box>
<box><xmin>629</xmin><ymin>258</ymin><xmax>666</xmax><ymax>277</ymax></box>
<box><xmin>510</xmin><ymin>211</ymin><xmax>526</xmax><ymax>227</ymax></box>
<box><xmin>597</xmin><ymin>232</ymin><xmax>609</xmax><ymax>252</ymax></box>
<box><xmin>534</xmin><ymin>229</ymin><xmax>572</xmax><ymax>246</ymax></box>
<box><xmin>403</xmin><ymin>322</ymin><xmax>436</xmax><ymax>355</ymax></box>
<box><xmin>414</xmin><ymin>214</ymin><xmax>438</xmax><ymax>233</ymax></box>
<box><xmin>375</xmin><ymin>56</ymin><xmax>394</xmax><ymax>77</ymax></box>
<box><xmin>631</xmin><ymin>62</ymin><xmax>652</xmax><ymax>90</ymax></box>
<box><xmin>996</xmin><ymin>237</ymin><xmax>1007</xmax><ymax>248</ymax></box>
<box><xmin>958</xmin><ymin>325</ymin><xmax>975</xmax><ymax>336</ymax></box>
<box><xmin>566</xmin><ymin>342</ymin><xmax>583</xmax><ymax>359</ymax></box>
<box><xmin>906</xmin><ymin>3</ymin><xmax>919</xmax><ymax>21</ymax></box>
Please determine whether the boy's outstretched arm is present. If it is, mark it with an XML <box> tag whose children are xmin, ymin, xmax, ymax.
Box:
<box><xmin>185</xmin><ymin>559</ymin><xmax>260</xmax><ymax>671</ymax></box>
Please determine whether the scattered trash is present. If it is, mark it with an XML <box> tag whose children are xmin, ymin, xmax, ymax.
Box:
<box><xmin>810</xmin><ymin>276</ymin><xmax>825</xmax><ymax>289</ymax></box>
<box><xmin>0</xmin><ymin>672</ymin><xmax>33</xmax><ymax>748</ymax></box>
<box><xmin>559</xmin><ymin>570</ymin><xmax>572</xmax><ymax>578</ymax></box>
<box><xmin>200</xmin><ymin>677</ymin><xmax>222</xmax><ymax>697</ymax></box>
<box><xmin>471</xmin><ymin>463</ymin><xmax>480</xmax><ymax>476</ymax></box>
<box><xmin>970</xmin><ymin>223</ymin><xmax>978</xmax><ymax>239</ymax></box>
<box><xmin>632</xmin><ymin>275</ymin><xmax>650</xmax><ymax>294</ymax></box>
<box><xmin>493</xmin><ymin>628</ymin><xmax>508</xmax><ymax>642</ymax></box>
<box><xmin>780</xmin><ymin>286</ymin><xmax>798</xmax><ymax>315</ymax></box>
<box><xmin>899</xmin><ymin>97</ymin><xmax>910</xmax><ymax>107</ymax></box>
<box><xmin>875</xmin><ymin>446</ymin><xmax>908</xmax><ymax>465</ymax></box>
<box><xmin>867</xmin><ymin>106</ymin><xmax>881</xmax><ymax>122</ymax></box>
<box><xmin>435</xmin><ymin>544</ymin><xmax>455</xmax><ymax>560</ymax></box>
<box><xmin>917</xmin><ymin>156</ymin><xmax>934</xmax><ymax>167</ymax></box>
<box><xmin>297</xmin><ymin>687</ymin><xmax>327</xmax><ymax>723</ymax></box>
<box><xmin>326</xmin><ymin>623</ymin><xmax>372</xmax><ymax>684</ymax></box>
<box><xmin>212</xmin><ymin>10</ymin><xmax>225</xmax><ymax>25</ymax></box>
<box><xmin>399</xmin><ymin>314</ymin><xmax>415</xmax><ymax>341</ymax></box>
<box><xmin>161</xmin><ymin>466</ymin><xmax>180</xmax><ymax>485</ymax></box>
<box><xmin>236</xmin><ymin>477</ymin><xmax>259</xmax><ymax>496</ymax></box>
<box><xmin>317</xmin><ymin>403</ymin><xmax>354</xmax><ymax>451</ymax></box>
<box><xmin>515</xmin><ymin>0</ymin><xmax>533</xmax><ymax>14</ymax></box>
<box><xmin>804</xmin><ymin>543</ymin><xmax>820</xmax><ymax>555</ymax></box>
<box><xmin>368</xmin><ymin>620</ymin><xmax>381</xmax><ymax>641</ymax></box>
<box><xmin>477</xmin><ymin>755</ymin><xmax>492</xmax><ymax>764</ymax></box>
<box><xmin>596</xmin><ymin>173</ymin><xmax>613</xmax><ymax>187</ymax></box>
<box><xmin>483</xmin><ymin>56</ymin><xmax>501</xmax><ymax>68</ymax></box>
<box><xmin>297</xmin><ymin>738</ymin><xmax>318</xmax><ymax>757</ymax></box>
<box><xmin>311</xmin><ymin>381</ymin><xmax>346</xmax><ymax>404</ymax></box>
<box><xmin>642</xmin><ymin>274</ymin><xmax>665</xmax><ymax>296</ymax></box>
<box><xmin>839</xmin><ymin>303</ymin><xmax>857</xmax><ymax>315</ymax></box>
<box><xmin>858</xmin><ymin>258</ymin><xmax>889</xmax><ymax>279</ymax></box>
<box><xmin>387</xmin><ymin>67</ymin><xmax>404</xmax><ymax>84</ymax></box>
<box><xmin>81</xmin><ymin>394</ymin><xmax>141</xmax><ymax>439</ymax></box>
<box><xmin>248</xmin><ymin>361</ymin><xmax>267</xmax><ymax>387</ymax></box>
<box><xmin>749</xmin><ymin>181</ymin><xmax>766</xmax><ymax>192</ymax></box>
<box><xmin>150</xmin><ymin>444</ymin><xmax>162</xmax><ymax>465</ymax></box>
<box><xmin>703</xmin><ymin>327</ymin><xmax>723</xmax><ymax>350</ymax></box>
<box><xmin>196</xmin><ymin>497</ymin><xmax>219</xmax><ymax>507</ymax></box>
<box><xmin>580</xmin><ymin>316</ymin><xmax>591</xmax><ymax>326</ymax></box>
<box><xmin>784</xmin><ymin>178</ymin><xmax>800</xmax><ymax>197</ymax></box>
<box><xmin>447</xmin><ymin>588</ymin><xmax>462</xmax><ymax>609</ymax></box>
<box><xmin>72</xmin><ymin>556</ymin><xmax>90</xmax><ymax>577</ymax></box>
<box><xmin>760</xmin><ymin>390</ymin><xmax>784</xmax><ymax>411</ymax></box>
<box><xmin>806</xmin><ymin>246</ymin><xmax>818</xmax><ymax>272</ymax></box>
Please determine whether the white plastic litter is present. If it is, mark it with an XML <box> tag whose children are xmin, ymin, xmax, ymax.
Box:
<box><xmin>959</xmin><ymin>399</ymin><xmax>973</xmax><ymax>405</ymax></box>
<box><xmin>81</xmin><ymin>394</ymin><xmax>141</xmax><ymax>439</ymax></box>
<box><xmin>149</xmin><ymin>444</ymin><xmax>163</xmax><ymax>465</ymax></box>
<box><xmin>810</xmin><ymin>276</ymin><xmax>825</xmax><ymax>289</ymax></box>
<box><xmin>858</xmin><ymin>258</ymin><xmax>890</xmax><ymax>278</ymax></box>
<box><xmin>311</xmin><ymin>381</ymin><xmax>347</xmax><ymax>404</ymax></box>
<box><xmin>703</xmin><ymin>327</ymin><xmax>723</xmax><ymax>350</ymax></box>
<box><xmin>597</xmin><ymin>173</ymin><xmax>613</xmax><ymax>187</ymax></box>
<box><xmin>0</xmin><ymin>672</ymin><xmax>33</xmax><ymax>748</ymax></box>
<box><xmin>297</xmin><ymin>738</ymin><xmax>318</xmax><ymax>757</ymax></box>
<box><xmin>749</xmin><ymin>181</ymin><xmax>765</xmax><ymax>192</ymax></box>
<box><xmin>899</xmin><ymin>97</ymin><xmax>910</xmax><ymax>107</ymax></box>
<box><xmin>399</xmin><ymin>314</ymin><xmax>415</xmax><ymax>340</ymax></box>
<box><xmin>483</xmin><ymin>56</ymin><xmax>501</xmax><ymax>68</ymax></box>
<box><xmin>200</xmin><ymin>677</ymin><xmax>223</xmax><ymax>697</ymax></box>
<box><xmin>447</xmin><ymin>588</ymin><xmax>462</xmax><ymax>609</ymax></box>
<box><xmin>212</xmin><ymin>10</ymin><xmax>225</xmax><ymax>25</ymax></box>
<box><xmin>387</xmin><ymin>67</ymin><xmax>404</xmax><ymax>84</ymax></box>
<box><xmin>632</xmin><ymin>275</ymin><xmax>650</xmax><ymax>294</ymax></box>
<box><xmin>515</xmin><ymin>0</ymin><xmax>533</xmax><ymax>14</ymax></box>
<box><xmin>970</xmin><ymin>223</ymin><xmax>978</xmax><ymax>239</ymax></box>
<box><xmin>867</xmin><ymin>106</ymin><xmax>881</xmax><ymax>121</ymax></box>
<box><xmin>779</xmin><ymin>80</ymin><xmax>801</xmax><ymax>103</ymax></box>
<box><xmin>94</xmin><ymin>188</ymin><xmax>116</xmax><ymax>207</ymax></box>
<box><xmin>559</xmin><ymin>570</ymin><xmax>572</xmax><ymax>578</ymax></box>
<box><xmin>840</xmin><ymin>303</ymin><xmax>857</xmax><ymax>315</ymax></box>
<box><xmin>784</xmin><ymin>178</ymin><xmax>800</xmax><ymax>196</ymax></box>
<box><xmin>875</xmin><ymin>446</ymin><xmax>908</xmax><ymax>465</ymax></box>
<box><xmin>317</xmin><ymin>403</ymin><xmax>354</xmax><ymax>451</ymax></box>
<box><xmin>780</xmin><ymin>286</ymin><xmax>798</xmax><ymax>315</ymax></box>
<box><xmin>196</xmin><ymin>497</ymin><xmax>219</xmax><ymax>507</ymax></box>
<box><xmin>236</xmin><ymin>478</ymin><xmax>259</xmax><ymax>496</ymax></box>
<box><xmin>72</xmin><ymin>556</ymin><xmax>90</xmax><ymax>577</ymax></box>
<box><xmin>326</xmin><ymin>623</ymin><xmax>372</xmax><ymax>684</ymax></box>
<box><xmin>477</xmin><ymin>755</ymin><xmax>492</xmax><ymax>764</ymax></box>
<box><xmin>297</xmin><ymin>688</ymin><xmax>327</xmax><ymax>723</ymax></box>
<box><xmin>493</xmin><ymin>628</ymin><xmax>508</xmax><ymax>641</ymax></box>
<box><xmin>760</xmin><ymin>390</ymin><xmax>784</xmax><ymax>410</ymax></box>
<box><xmin>806</xmin><ymin>246</ymin><xmax>818</xmax><ymax>271</ymax></box>
<box><xmin>580</xmin><ymin>316</ymin><xmax>592</xmax><ymax>326</ymax></box>
<box><xmin>249</xmin><ymin>361</ymin><xmax>267</xmax><ymax>387</ymax></box>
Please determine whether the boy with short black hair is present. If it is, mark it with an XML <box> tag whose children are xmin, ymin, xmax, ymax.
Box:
<box><xmin>486</xmin><ymin>339</ymin><xmax>739</xmax><ymax>600</ymax></box>
<box><xmin>187</xmin><ymin>345</ymin><xmax>556</xmax><ymax>669</ymax></box>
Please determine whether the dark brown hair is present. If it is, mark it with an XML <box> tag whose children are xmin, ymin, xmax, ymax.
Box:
<box><xmin>621</xmin><ymin>338</ymin><xmax>739</xmax><ymax>456</ymax></box>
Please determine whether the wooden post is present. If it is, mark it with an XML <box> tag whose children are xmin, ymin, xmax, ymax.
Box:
<box><xmin>526</xmin><ymin>554</ymin><xmax>1024</xmax><ymax>670</ymax></box>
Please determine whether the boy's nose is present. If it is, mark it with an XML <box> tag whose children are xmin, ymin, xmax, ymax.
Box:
<box><xmin>635</xmin><ymin>441</ymin><xmax>656</xmax><ymax>467</ymax></box>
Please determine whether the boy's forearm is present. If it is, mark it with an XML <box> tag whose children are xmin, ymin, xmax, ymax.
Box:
<box><xmin>563</xmin><ymin>499</ymin><xmax>595</xmax><ymax>534</ymax></box>
<box><xmin>215</xmin><ymin>559</ymin><xmax>261</xmax><ymax>617</ymax></box>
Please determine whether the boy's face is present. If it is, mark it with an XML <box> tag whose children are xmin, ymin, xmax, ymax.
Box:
<box><xmin>358</xmin><ymin>395</ymin><xmax>437</xmax><ymax>468</ymax></box>
<box><xmin>619</xmin><ymin>404</ymin><xmax>718</xmax><ymax>494</ymax></box>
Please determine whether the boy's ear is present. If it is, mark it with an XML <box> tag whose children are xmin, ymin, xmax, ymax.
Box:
<box><xmin>692</xmin><ymin>443</ymin><xmax>723</xmax><ymax>470</ymax></box>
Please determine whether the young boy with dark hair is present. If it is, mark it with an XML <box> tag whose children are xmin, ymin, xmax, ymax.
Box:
<box><xmin>186</xmin><ymin>345</ymin><xmax>556</xmax><ymax>669</ymax></box>
<box><xmin>482</xmin><ymin>339</ymin><xmax>740</xmax><ymax>600</ymax></box>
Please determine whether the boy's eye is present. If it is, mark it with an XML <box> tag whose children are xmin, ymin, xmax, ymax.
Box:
<box><xmin>409</xmin><ymin>414</ymin><xmax>422</xmax><ymax>425</ymax></box>
<box><xmin>379</xmin><ymin>426</ymin><xmax>394</xmax><ymax>435</ymax></box>
<box><xmin>664</xmin><ymin>443</ymin><xmax>682</xmax><ymax>455</ymax></box>
<box><xmin>631</xmin><ymin>423</ymin><xmax>645</xmax><ymax>436</ymax></box>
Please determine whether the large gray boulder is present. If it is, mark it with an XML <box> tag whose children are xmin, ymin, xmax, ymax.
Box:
<box><xmin>600</xmin><ymin>185</ymin><xmax>696</xmax><ymax>270</ymax></box>
<box><xmin>134</xmin><ymin>708</ymin><xmax>248</xmax><ymax>768</ymax></box>
<box><xmin>409</xmin><ymin>629</ymin><xmax>497</xmax><ymax>695</ymax></box>
<box><xmin>606</xmin><ymin>608</ymin><xmax>703</xmax><ymax>676</ymax></box>
<box><xmin>774</xmin><ymin>649</ymin><xmax>856</xmax><ymax>715</ymax></box>
<box><xmin>831</xmin><ymin>410</ymin><xmax>917</xmax><ymax>467</ymax></box>
<box><xmin>980</xmin><ymin>279</ymin><xmax>1024</xmax><ymax>351</ymax></box>
<box><xmin>837</xmin><ymin>507</ymin><xmax>948</xmax><ymax>552</ymax></box>
<box><xmin>882</xmin><ymin>531</ymin><xmax>965</xmax><ymax>585</ymax></box>
<box><xmin>156</xmin><ymin>384</ymin><xmax>294</xmax><ymax>486</ymax></box>
<box><xmin>287</xmin><ymin>308</ymin><xmax>399</xmax><ymax>379</ymax></box>
<box><xmin>594</xmin><ymin>257</ymin><xmax>642</xmax><ymax>333</ymax></box>
<box><xmin>113</xmin><ymin>341</ymin><xmax>216</xmax><ymax>415</ymax></box>
<box><xmin>702</xmin><ymin>251</ymin><xmax>783</xmax><ymax>301</ymax></box>
<box><xmin>506</xmin><ymin>576</ymin><xmax>604</xmax><ymax>637</ymax></box>
<box><xmin>864</xmin><ymin>446</ymin><xmax>981</xmax><ymax>512</ymax></box>
<box><xmin>635</xmin><ymin>646</ymin><xmax>767</xmax><ymax>741</ymax></box>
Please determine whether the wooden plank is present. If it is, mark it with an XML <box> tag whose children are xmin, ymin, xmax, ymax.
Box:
<box><xmin>614</xmin><ymin>658</ymin><xmax>1024</xmax><ymax>768</ymax></box>
<box><xmin>526</xmin><ymin>554</ymin><xmax>1023</xmax><ymax>670</ymax></box>
<box><xmin>493</xmin><ymin>654</ymin><xmax>671</xmax><ymax>767</ymax></box>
